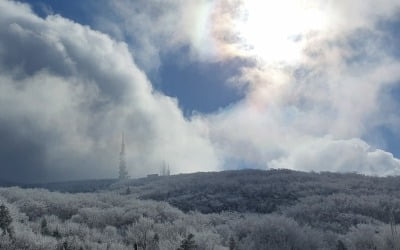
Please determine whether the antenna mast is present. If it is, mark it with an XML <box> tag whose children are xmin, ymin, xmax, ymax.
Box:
<box><xmin>119</xmin><ymin>132</ymin><xmax>129</xmax><ymax>180</ymax></box>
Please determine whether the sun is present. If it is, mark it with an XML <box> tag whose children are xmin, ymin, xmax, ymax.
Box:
<box><xmin>234</xmin><ymin>0</ymin><xmax>329</xmax><ymax>64</ymax></box>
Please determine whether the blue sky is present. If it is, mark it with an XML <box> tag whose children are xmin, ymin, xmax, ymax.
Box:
<box><xmin>1</xmin><ymin>0</ymin><xmax>400</xmax><ymax>182</ymax></box>
<box><xmin>155</xmin><ymin>52</ymin><xmax>246</xmax><ymax>115</ymax></box>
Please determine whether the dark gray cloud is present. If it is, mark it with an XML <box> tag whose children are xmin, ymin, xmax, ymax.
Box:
<box><xmin>0</xmin><ymin>118</ymin><xmax>47</xmax><ymax>182</ymax></box>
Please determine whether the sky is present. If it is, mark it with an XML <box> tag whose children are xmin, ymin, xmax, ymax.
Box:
<box><xmin>1</xmin><ymin>0</ymin><xmax>400</xmax><ymax>182</ymax></box>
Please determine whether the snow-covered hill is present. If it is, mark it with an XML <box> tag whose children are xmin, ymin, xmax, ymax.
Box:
<box><xmin>1</xmin><ymin>169</ymin><xmax>400</xmax><ymax>249</ymax></box>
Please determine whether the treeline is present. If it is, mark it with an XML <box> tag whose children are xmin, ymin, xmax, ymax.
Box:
<box><xmin>25</xmin><ymin>179</ymin><xmax>117</xmax><ymax>193</ymax></box>
<box><xmin>0</xmin><ymin>179</ymin><xmax>117</xmax><ymax>194</ymax></box>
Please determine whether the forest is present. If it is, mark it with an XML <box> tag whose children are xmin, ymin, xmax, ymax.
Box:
<box><xmin>1</xmin><ymin>169</ymin><xmax>400</xmax><ymax>249</ymax></box>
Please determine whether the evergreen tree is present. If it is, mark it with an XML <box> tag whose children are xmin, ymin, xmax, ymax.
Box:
<box><xmin>0</xmin><ymin>204</ymin><xmax>12</xmax><ymax>237</ymax></box>
<box><xmin>62</xmin><ymin>241</ymin><xmax>68</xmax><ymax>250</ymax></box>
<box><xmin>149</xmin><ymin>233</ymin><xmax>160</xmax><ymax>250</ymax></box>
<box><xmin>53</xmin><ymin>227</ymin><xmax>61</xmax><ymax>239</ymax></box>
<box><xmin>41</xmin><ymin>218</ymin><xmax>49</xmax><ymax>235</ymax></box>
<box><xmin>229</xmin><ymin>236</ymin><xmax>236</xmax><ymax>250</ymax></box>
<box><xmin>337</xmin><ymin>240</ymin><xmax>347</xmax><ymax>250</ymax></box>
<box><xmin>125</xmin><ymin>186</ymin><xmax>131</xmax><ymax>195</ymax></box>
<box><xmin>177</xmin><ymin>233</ymin><xmax>197</xmax><ymax>250</ymax></box>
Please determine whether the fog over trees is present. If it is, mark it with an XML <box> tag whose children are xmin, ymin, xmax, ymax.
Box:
<box><xmin>1</xmin><ymin>169</ymin><xmax>400</xmax><ymax>249</ymax></box>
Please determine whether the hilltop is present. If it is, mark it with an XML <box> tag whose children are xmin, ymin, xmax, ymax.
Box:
<box><xmin>1</xmin><ymin>169</ymin><xmax>400</xmax><ymax>249</ymax></box>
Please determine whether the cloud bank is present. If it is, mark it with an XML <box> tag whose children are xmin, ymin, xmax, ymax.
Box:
<box><xmin>0</xmin><ymin>0</ymin><xmax>220</xmax><ymax>182</ymax></box>
<box><xmin>200</xmin><ymin>0</ymin><xmax>400</xmax><ymax>175</ymax></box>
<box><xmin>1</xmin><ymin>0</ymin><xmax>400</xmax><ymax>181</ymax></box>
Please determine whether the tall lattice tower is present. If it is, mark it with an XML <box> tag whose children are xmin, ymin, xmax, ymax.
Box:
<box><xmin>118</xmin><ymin>133</ymin><xmax>129</xmax><ymax>180</ymax></box>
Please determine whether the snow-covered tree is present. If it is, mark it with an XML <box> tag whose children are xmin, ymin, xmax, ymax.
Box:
<box><xmin>177</xmin><ymin>233</ymin><xmax>197</xmax><ymax>250</ymax></box>
<box><xmin>0</xmin><ymin>204</ymin><xmax>13</xmax><ymax>237</ymax></box>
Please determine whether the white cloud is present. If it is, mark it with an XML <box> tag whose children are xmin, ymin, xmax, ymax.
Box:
<box><xmin>197</xmin><ymin>0</ymin><xmax>400</xmax><ymax>176</ymax></box>
<box><xmin>203</xmin><ymin>50</ymin><xmax>400</xmax><ymax>176</ymax></box>
<box><xmin>82</xmin><ymin>0</ymin><xmax>400</xmax><ymax>177</ymax></box>
<box><xmin>92</xmin><ymin>0</ymin><xmax>221</xmax><ymax>71</ymax></box>
<box><xmin>269</xmin><ymin>137</ymin><xmax>400</xmax><ymax>176</ymax></box>
<box><xmin>0</xmin><ymin>0</ymin><xmax>220</xmax><ymax>181</ymax></box>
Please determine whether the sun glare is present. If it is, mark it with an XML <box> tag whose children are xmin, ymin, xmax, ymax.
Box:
<box><xmin>235</xmin><ymin>0</ymin><xmax>329</xmax><ymax>64</ymax></box>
